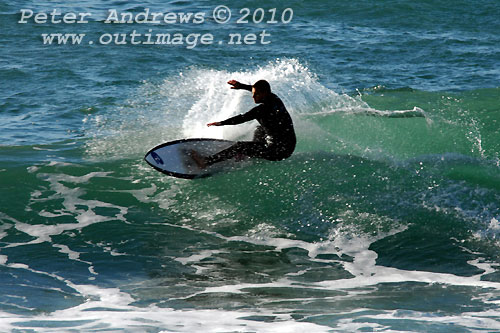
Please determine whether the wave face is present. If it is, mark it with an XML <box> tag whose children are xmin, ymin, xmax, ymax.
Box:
<box><xmin>1</xmin><ymin>59</ymin><xmax>499</xmax><ymax>331</ymax></box>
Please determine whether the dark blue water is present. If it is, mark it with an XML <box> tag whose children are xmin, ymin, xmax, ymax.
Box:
<box><xmin>1</xmin><ymin>0</ymin><xmax>500</xmax><ymax>331</ymax></box>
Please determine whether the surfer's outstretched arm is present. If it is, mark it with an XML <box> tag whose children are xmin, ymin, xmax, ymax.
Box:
<box><xmin>207</xmin><ymin>107</ymin><xmax>259</xmax><ymax>127</ymax></box>
<box><xmin>227</xmin><ymin>80</ymin><xmax>252</xmax><ymax>91</ymax></box>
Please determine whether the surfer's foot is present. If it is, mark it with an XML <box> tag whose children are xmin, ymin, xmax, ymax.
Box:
<box><xmin>190</xmin><ymin>150</ymin><xmax>207</xmax><ymax>169</ymax></box>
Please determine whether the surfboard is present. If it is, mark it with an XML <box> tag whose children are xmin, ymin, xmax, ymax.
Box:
<box><xmin>144</xmin><ymin>138</ymin><xmax>238</xmax><ymax>179</ymax></box>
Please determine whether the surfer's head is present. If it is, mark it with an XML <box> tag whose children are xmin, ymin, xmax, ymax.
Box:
<box><xmin>252</xmin><ymin>80</ymin><xmax>271</xmax><ymax>103</ymax></box>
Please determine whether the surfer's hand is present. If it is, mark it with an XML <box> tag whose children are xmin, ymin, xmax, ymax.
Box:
<box><xmin>207</xmin><ymin>122</ymin><xmax>221</xmax><ymax>127</ymax></box>
<box><xmin>227</xmin><ymin>80</ymin><xmax>242</xmax><ymax>89</ymax></box>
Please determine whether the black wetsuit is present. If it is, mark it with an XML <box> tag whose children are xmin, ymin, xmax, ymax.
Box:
<box><xmin>205</xmin><ymin>86</ymin><xmax>296</xmax><ymax>166</ymax></box>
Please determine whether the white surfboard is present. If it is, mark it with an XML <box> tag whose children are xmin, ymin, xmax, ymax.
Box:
<box><xmin>144</xmin><ymin>138</ymin><xmax>239</xmax><ymax>179</ymax></box>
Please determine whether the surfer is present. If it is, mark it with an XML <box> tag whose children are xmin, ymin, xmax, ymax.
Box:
<box><xmin>192</xmin><ymin>79</ymin><xmax>296</xmax><ymax>168</ymax></box>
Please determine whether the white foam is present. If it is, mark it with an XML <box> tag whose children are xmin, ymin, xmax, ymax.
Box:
<box><xmin>2</xmin><ymin>215</ymin><xmax>500</xmax><ymax>331</ymax></box>
<box><xmin>487</xmin><ymin>217</ymin><xmax>500</xmax><ymax>234</ymax></box>
<box><xmin>53</xmin><ymin>243</ymin><xmax>98</xmax><ymax>276</ymax></box>
<box><xmin>0</xmin><ymin>221</ymin><xmax>12</xmax><ymax>242</ymax></box>
<box><xmin>303</xmin><ymin>106</ymin><xmax>427</xmax><ymax>118</ymax></box>
<box><xmin>359</xmin><ymin>310</ymin><xmax>500</xmax><ymax>331</ymax></box>
<box><xmin>33</xmin><ymin>146</ymin><xmax>56</xmax><ymax>151</ymax></box>
<box><xmin>0</xmin><ymin>307</ymin><xmax>331</xmax><ymax>333</ymax></box>
<box><xmin>83</xmin><ymin>58</ymin><xmax>373</xmax><ymax>161</ymax></box>
<box><xmin>114</xmin><ymin>184</ymin><xmax>158</xmax><ymax>203</ymax></box>
<box><xmin>1</xmin><ymin>170</ymin><xmax>129</xmax><ymax>283</ymax></box>
<box><xmin>26</xmin><ymin>165</ymin><xmax>39</xmax><ymax>173</ymax></box>
<box><xmin>175</xmin><ymin>250</ymin><xmax>226</xmax><ymax>265</ymax></box>
<box><xmin>0</xmin><ymin>262</ymin><xmax>332</xmax><ymax>332</ymax></box>
<box><xmin>165</xmin><ymin>222</ymin><xmax>500</xmax><ymax>293</ymax></box>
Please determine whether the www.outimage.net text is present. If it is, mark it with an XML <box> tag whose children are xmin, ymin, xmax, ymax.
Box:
<box><xmin>18</xmin><ymin>7</ymin><xmax>293</xmax><ymax>48</ymax></box>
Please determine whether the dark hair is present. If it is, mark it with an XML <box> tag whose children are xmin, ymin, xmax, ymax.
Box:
<box><xmin>252</xmin><ymin>80</ymin><xmax>271</xmax><ymax>93</ymax></box>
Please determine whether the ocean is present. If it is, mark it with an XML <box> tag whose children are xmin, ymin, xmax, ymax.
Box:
<box><xmin>1</xmin><ymin>0</ymin><xmax>500</xmax><ymax>331</ymax></box>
